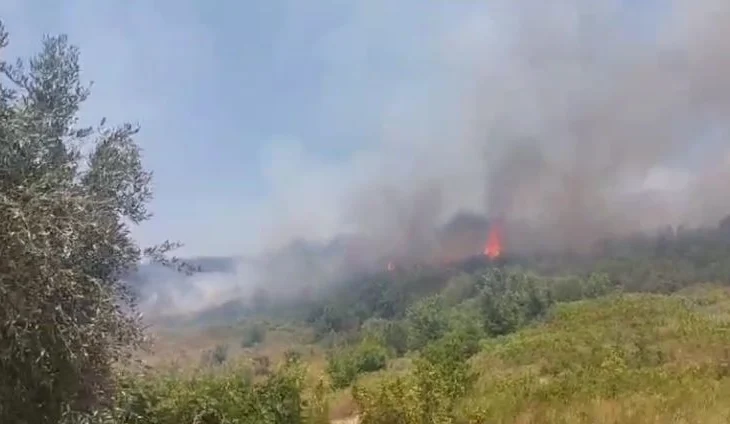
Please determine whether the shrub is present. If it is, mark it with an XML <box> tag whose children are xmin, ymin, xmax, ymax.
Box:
<box><xmin>405</xmin><ymin>296</ymin><xmax>449</xmax><ymax>350</ymax></box>
<box><xmin>362</xmin><ymin>318</ymin><xmax>409</xmax><ymax>356</ymax></box>
<box><xmin>304</xmin><ymin>378</ymin><xmax>330</xmax><ymax>424</ymax></box>
<box><xmin>326</xmin><ymin>338</ymin><xmax>389</xmax><ymax>389</ymax></box>
<box><xmin>252</xmin><ymin>355</ymin><xmax>271</xmax><ymax>376</ymax></box>
<box><xmin>353</xmin><ymin>377</ymin><xmax>418</xmax><ymax>424</ymax></box>
<box><xmin>326</xmin><ymin>351</ymin><xmax>358</xmax><ymax>390</ymax></box>
<box><xmin>201</xmin><ymin>344</ymin><xmax>229</xmax><ymax>367</ymax></box>
<box><xmin>112</xmin><ymin>362</ymin><xmax>307</xmax><ymax>424</ymax></box>
<box><xmin>284</xmin><ymin>348</ymin><xmax>303</xmax><ymax>364</ymax></box>
<box><xmin>353</xmin><ymin>334</ymin><xmax>473</xmax><ymax>424</ymax></box>
<box><xmin>441</xmin><ymin>273</ymin><xmax>479</xmax><ymax>306</ymax></box>
<box><xmin>551</xmin><ymin>272</ymin><xmax>615</xmax><ymax>302</ymax></box>
<box><xmin>241</xmin><ymin>322</ymin><xmax>266</xmax><ymax>348</ymax></box>
<box><xmin>478</xmin><ymin>269</ymin><xmax>552</xmax><ymax>336</ymax></box>
<box><xmin>355</xmin><ymin>339</ymin><xmax>389</xmax><ymax>373</ymax></box>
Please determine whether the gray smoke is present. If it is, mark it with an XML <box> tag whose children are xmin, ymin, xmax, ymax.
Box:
<box><xmin>141</xmin><ymin>0</ymin><xmax>730</xmax><ymax>317</ymax></box>
<box><xmin>330</xmin><ymin>0</ymin><xmax>730</xmax><ymax>256</ymax></box>
<box><xmin>464</xmin><ymin>0</ymin><xmax>730</xmax><ymax>252</ymax></box>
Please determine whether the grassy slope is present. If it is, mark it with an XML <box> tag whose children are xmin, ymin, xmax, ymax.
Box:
<box><xmin>442</xmin><ymin>287</ymin><xmax>730</xmax><ymax>423</ymax></box>
<box><xmin>140</xmin><ymin>285</ymin><xmax>730</xmax><ymax>423</ymax></box>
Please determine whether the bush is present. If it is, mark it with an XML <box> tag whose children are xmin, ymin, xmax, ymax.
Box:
<box><xmin>326</xmin><ymin>351</ymin><xmax>358</xmax><ymax>390</ymax></box>
<box><xmin>201</xmin><ymin>344</ymin><xmax>229</xmax><ymax>367</ymax></box>
<box><xmin>304</xmin><ymin>378</ymin><xmax>330</xmax><ymax>424</ymax></box>
<box><xmin>252</xmin><ymin>355</ymin><xmax>271</xmax><ymax>376</ymax></box>
<box><xmin>284</xmin><ymin>348</ymin><xmax>303</xmax><ymax>364</ymax></box>
<box><xmin>353</xmin><ymin>334</ymin><xmax>474</xmax><ymax>424</ymax></box>
<box><xmin>551</xmin><ymin>272</ymin><xmax>615</xmax><ymax>302</ymax></box>
<box><xmin>405</xmin><ymin>296</ymin><xmax>449</xmax><ymax>350</ymax></box>
<box><xmin>112</xmin><ymin>362</ymin><xmax>307</xmax><ymax>424</ymax></box>
<box><xmin>441</xmin><ymin>273</ymin><xmax>479</xmax><ymax>306</ymax></box>
<box><xmin>362</xmin><ymin>318</ymin><xmax>409</xmax><ymax>356</ymax></box>
<box><xmin>326</xmin><ymin>338</ymin><xmax>389</xmax><ymax>389</ymax></box>
<box><xmin>241</xmin><ymin>322</ymin><xmax>266</xmax><ymax>348</ymax></box>
<box><xmin>478</xmin><ymin>269</ymin><xmax>552</xmax><ymax>336</ymax></box>
<box><xmin>353</xmin><ymin>377</ymin><xmax>419</xmax><ymax>424</ymax></box>
<box><xmin>356</xmin><ymin>339</ymin><xmax>389</xmax><ymax>373</ymax></box>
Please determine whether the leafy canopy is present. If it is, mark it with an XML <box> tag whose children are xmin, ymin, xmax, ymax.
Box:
<box><xmin>0</xmin><ymin>21</ymin><xmax>186</xmax><ymax>424</ymax></box>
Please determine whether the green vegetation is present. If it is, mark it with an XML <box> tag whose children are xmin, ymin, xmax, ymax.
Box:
<box><xmin>327</xmin><ymin>337</ymin><xmax>389</xmax><ymax>389</ymax></box>
<box><xmin>354</xmin><ymin>290</ymin><xmax>730</xmax><ymax>423</ymax></box>
<box><xmin>241</xmin><ymin>322</ymin><xmax>267</xmax><ymax>348</ymax></box>
<box><xmin>113</xmin><ymin>235</ymin><xmax>730</xmax><ymax>423</ymax></box>
<box><xmin>112</xmin><ymin>360</ymin><xmax>317</xmax><ymax>424</ymax></box>
<box><xmin>0</xmin><ymin>22</ymin><xmax>192</xmax><ymax>424</ymax></box>
<box><xmin>201</xmin><ymin>344</ymin><xmax>231</xmax><ymax>367</ymax></box>
<box><xmin>7</xmin><ymin>21</ymin><xmax>730</xmax><ymax>424</ymax></box>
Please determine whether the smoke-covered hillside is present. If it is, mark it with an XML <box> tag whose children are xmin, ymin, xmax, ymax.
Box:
<box><xmin>127</xmin><ymin>212</ymin><xmax>493</xmax><ymax>321</ymax></box>
<box><xmin>129</xmin><ymin>209</ymin><xmax>730</xmax><ymax>326</ymax></box>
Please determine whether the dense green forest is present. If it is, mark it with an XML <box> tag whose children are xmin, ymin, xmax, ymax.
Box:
<box><xmin>5</xmin><ymin>21</ymin><xmax>730</xmax><ymax>424</ymax></box>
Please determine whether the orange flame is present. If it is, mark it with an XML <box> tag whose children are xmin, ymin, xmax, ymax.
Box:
<box><xmin>483</xmin><ymin>221</ymin><xmax>503</xmax><ymax>259</ymax></box>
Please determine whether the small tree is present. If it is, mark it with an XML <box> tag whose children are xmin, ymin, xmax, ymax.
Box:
<box><xmin>362</xmin><ymin>318</ymin><xmax>409</xmax><ymax>356</ymax></box>
<box><xmin>0</xmin><ymin>22</ymin><xmax>189</xmax><ymax>423</ymax></box>
<box><xmin>479</xmin><ymin>269</ymin><xmax>552</xmax><ymax>336</ymax></box>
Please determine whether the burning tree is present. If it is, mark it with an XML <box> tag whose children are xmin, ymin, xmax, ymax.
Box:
<box><xmin>483</xmin><ymin>219</ymin><xmax>504</xmax><ymax>260</ymax></box>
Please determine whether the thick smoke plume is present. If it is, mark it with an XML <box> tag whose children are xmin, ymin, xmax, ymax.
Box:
<box><xmin>473</xmin><ymin>0</ymin><xmax>730</xmax><ymax>253</ymax></box>
<box><xmin>334</xmin><ymin>0</ymin><xmax>730</xmax><ymax>257</ymax></box>
<box><xmin>139</xmin><ymin>0</ymin><xmax>730</xmax><ymax>318</ymax></box>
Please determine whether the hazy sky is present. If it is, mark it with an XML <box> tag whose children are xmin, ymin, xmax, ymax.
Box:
<box><xmin>0</xmin><ymin>1</ymin><xmax>700</xmax><ymax>258</ymax></box>
<box><xmin>0</xmin><ymin>1</ymin><xmax>487</xmax><ymax>255</ymax></box>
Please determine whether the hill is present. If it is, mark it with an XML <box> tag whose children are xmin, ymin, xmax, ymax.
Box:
<box><xmin>126</xmin><ymin>212</ymin><xmax>495</xmax><ymax>323</ymax></box>
<box><xmin>107</xmin><ymin>217</ymin><xmax>730</xmax><ymax>423</ymax></box>
<box><xmin>121</xmin><ymin>281</ymin><xmax>730</xmax><ymax>423</ymax></box>
<box><xmin>357</xmin><ymin>288</ymin><xmax>730</xmax><ymax>423</ymax></box>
